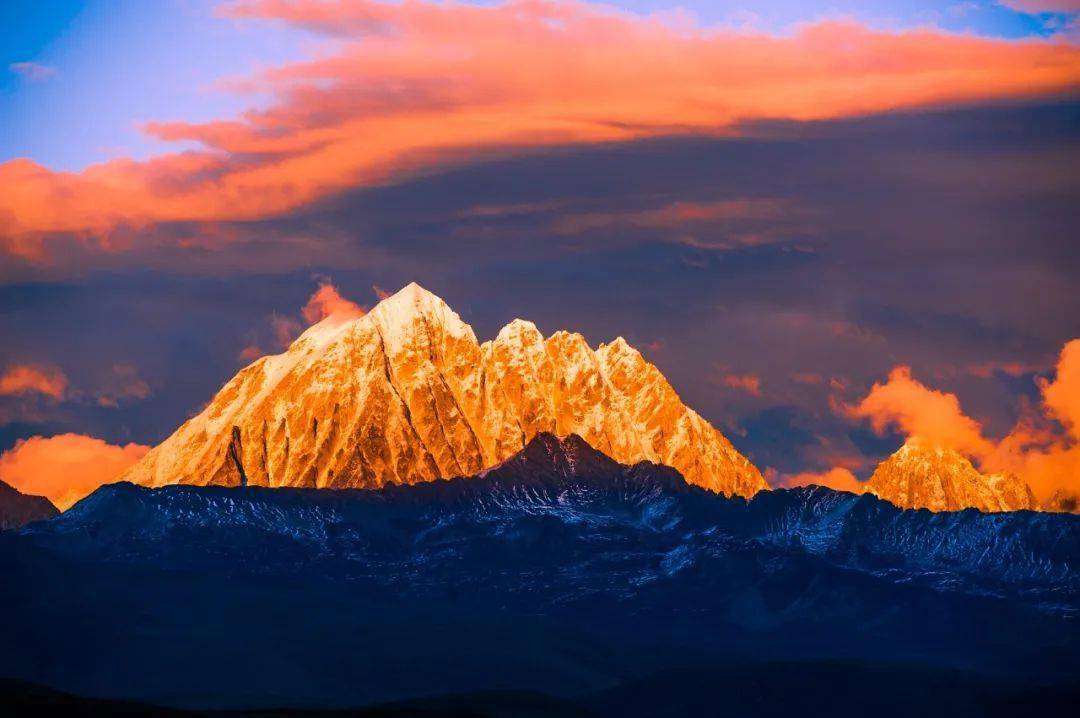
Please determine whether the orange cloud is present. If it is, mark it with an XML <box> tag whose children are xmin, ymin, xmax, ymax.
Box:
<box><xmin>778</xmin><ymin>467</ymin><xmax>865</xmax><ymax>494</ymax></box>
<box><xmin>271</xmin><ymin>314</ymin><xmax>304</xmax><ymax>348</ymax></box>
<box><xmin>984</xmin><ymin>339</ymin><xmax>1080</xmax><ymax>504</ymax></box>
<box><xmin>301</xmin><ymin>281</ymin><xmax>366</xmax><ymax>326</ymax></box>
<box><xmin>372</xmin><ymin>284</ymin><xmax>393</xmax><ymax>301</ymax></box>
<box><xmin>1041</xmin><ymin>339</ymin><xmax>1080</xmax><ymax>434</ymax></box>
<box><xmin>845</xmin><ymin>340</ymin><xmax>1080</xmax><ymax>507</ymax></box>
<box><xmin>0</xmin><ymin>434</ymin><xmax>149</xmax><ymax>510</ymax></box>
<box><xmin>238</xmin><ymin>344</ymin><xmax>264</xmax><ymax>362</ymax></box>
<box><xmin>0</xmin><ymin>364</ymin><xmax>68</xmax><ymax>400</ymax></box>
<box><xmin>719</xmin><ymin>372</ymin><xmax>763</xmax><ymax>396</ymax></box>
<box><xmin>4</xmin><ymin>0</ymin><xmax>1080</xmax><ymax>262</ymax></box>
<box><xmin>840</xmin><ymin>365</ymin><xmax>993</xmax><ymax>456</ymax></box>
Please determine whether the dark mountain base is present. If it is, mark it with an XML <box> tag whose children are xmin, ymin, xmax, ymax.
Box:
<box><xmin>3</xmin><ymin>663</ymin><xmax>1077</xmax><ymax>718</ymax></box>
<box><xmin>2</xmin><ymin>436</ymin><xmax>1077</xmax><ymax>711</ymax></box>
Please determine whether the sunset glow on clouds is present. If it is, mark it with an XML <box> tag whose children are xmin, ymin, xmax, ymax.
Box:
<box><xmin>719</xmin><ymin>372</ymin><xmax>763</xmax><ymax>397</ymax></box>
<box><xmin>777</xmin><ymin>467</ymin><xmax>864</xmax><ymax>494</ymax></box>
<box><xmin>838</xmin><ymin>339</ymin><xmax>1080</xmax><ymax>503</ymax></box>
<box><xmin>301</xmin><ymin>281</ymin><xmax>367</xmax><ymax>326</ymax></box>
<box><xmin>0</xmin><ymin>434</ymin><xmax>149</xmax><ymax>510</ymax></box>
<box><xmin>0</xmin><ymin>364</ymin><xmax>68</xmax><ymax>400</ymax></box>
<box><xmin>842</xmin><ymin>365</ymin><xmax>995</xmax><ymax>457</ymax></box>
<box><xmin>238</xmin><ymin>280</ymin><xmax>365</xmax><ymax>361</ymax></box>
<box><xmin>2</xmin><ymin>0</ymin><xmax>1079</xmax><ymax>265</ymax></box>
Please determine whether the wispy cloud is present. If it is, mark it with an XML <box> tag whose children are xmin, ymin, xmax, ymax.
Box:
<box><xmin>9</xmin><ymin>61</ymin><xmax>57</xmax><ymax>81</ymax></box>
<box><xmin>0</xmin><ymin>364</ymin><xmax>68</xmax><ymax>400</ymax></box>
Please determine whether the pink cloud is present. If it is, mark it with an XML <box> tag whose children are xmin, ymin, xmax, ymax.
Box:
<box><xmin>95</xmin><ymin>362</ymin><xmax>151</xmax><ymax>408</ymax></box>
<box><xmin>301</xmin><ymin>281</ymin><xmax>366</xmax><ymax>325</ymax></box>
<box><xmin>0</xmin><ymin>364</ymin><xmax>68</xmax><ymax>400</ymax></box>
<box><xmin>271</xmin><ymin>314</ymin><xmax>303</xmax><ymax>348</ymax></box>
<box><xmin>719</xmin><ymin>372</ymin><xmax>763</xmax><ymax>396</ymax></box>
<box><xmin>9</xmin><ymin>62</ymin><xmax>56</xmax><ymax>81</ymax></box>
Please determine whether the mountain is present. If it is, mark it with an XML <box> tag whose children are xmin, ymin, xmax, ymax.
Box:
<box><xmin>1044</xmin><ymin>489</ymin><xmax>1080</xmax><ymax>514</ymax></box>
<box><xmin>0</xmin><ymin>480</ymin><xmax>58</xmax><ymax>530</ymax></box>
<box><xmin>866</xmin><ymin>437</ymin><xmax>1035</xmax><ymax>512</ymax></box>
<box><xmin>3</xmin><ymin>434</ymin><xmax>1077</xmax><ymax>709</ymax></box>
<box><xmin>120</xmin><ymin>283</ymin><xmax>765</xmax><ymax>497</ymax></box>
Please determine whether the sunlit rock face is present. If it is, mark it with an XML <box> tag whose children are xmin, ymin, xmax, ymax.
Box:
<box><xmin>866</xmin><ymin>437</ymin><xmax>1035</xmax><ymax>512</ymax></box>
<box><xmin>121</xmin><ymin>283</ymin><xmax>766</xmax><ymax>498</ymax></box>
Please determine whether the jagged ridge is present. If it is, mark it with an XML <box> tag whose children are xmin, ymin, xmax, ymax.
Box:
<box><xmin>121</xmin><ymin>283</ymin><xmax>766</xmax><ymax>497</ymax></box>
<box><xmin>59</xmin><ymin>434</ymin><xmax>1080</xmax><ymax>602</ymax></box>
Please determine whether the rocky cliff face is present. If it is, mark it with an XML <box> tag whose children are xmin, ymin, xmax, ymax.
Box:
<box><xmin>0</xmin><ymin>480</ymin><xmax>59</xmax><ymax>530</ymax></box>
<box><xmin>866</xmin><ymin>437</ymin><xmax>1035</xmax><ymax>512</ymax></box>
<box><xmin>121</xmin><ymin>283</ymin><xmax>766</xmax><ymax>497</ymax></box>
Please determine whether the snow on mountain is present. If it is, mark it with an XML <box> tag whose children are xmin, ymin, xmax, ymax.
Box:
<box><xmin>866</xmin><ymin>437</ymin><xmax>1035</xmax><ymax>512</ymax></box>
<box><xmin>121</xmin><ymin>283</ymin><xmax>766</xmax><ymax>497</ymax></box>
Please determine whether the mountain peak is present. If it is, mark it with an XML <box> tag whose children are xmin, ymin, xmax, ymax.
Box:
<box><xmin>493</xmin><ymin>317</ymin><xmax>543</xmax><ymax>344</ymax></box>
<box><xmin>867</xmin><ymin>437</ymin><xmax>1035</xmax><ymax>512</ymax></box>
<box><xmin>367</xmin><ymin>282</ymin><xmax>476</xmax><ymax>347</ymax></box>
<box><xmin>510</xmin><ymin>432</ymin><xmax>621</xmax><ymax>476</ymax></box>
<box><xmin>121</xmin><ymin>284</ymin><xmax>766</xmax><ymax>497</ymax></box>
<box><xmin>370</xmin><ymin>282</ymin><xmax>448</xmax><ymax>319</ymax></box>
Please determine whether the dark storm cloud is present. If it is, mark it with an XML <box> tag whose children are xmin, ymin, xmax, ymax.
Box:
<box><xmin>2</xmin><ymin>100</ymin><xmax>1077</xmax><ymax>474</ymax></box>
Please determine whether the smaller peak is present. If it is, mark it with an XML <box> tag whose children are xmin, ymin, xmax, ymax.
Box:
<box><xmin>598</xmin><ymin>336</ymin><xmax>642</xmax><ymax>359</ymax></box>
<box><xmin>546</xmin><ymin>329</ymin><xmax>592</xmax><ymax>350</ymax></box>
<box><xmin>511</xmin><ymin>432</ymin><xmax>622</xmax><ymax>478</ymax></box>
<box><xmin>600</xmin><ymin>336</ymin><xmax>632</xmax><ymax>351</ymax></box>
<box><xmin>495</xmin><ymin>318</ymin><xmax>543</xmax><ymax>342</ymax></box>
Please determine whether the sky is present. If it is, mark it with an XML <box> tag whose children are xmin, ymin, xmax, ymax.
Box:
<box><xmin>1</xmin><ymin>0</ymin><xmax>1079</xmax><ymax>506</ymax></box>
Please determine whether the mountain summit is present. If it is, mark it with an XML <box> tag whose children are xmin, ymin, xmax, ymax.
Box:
<box><xmin>866</xmin><ymin>437</ymin><xmax>1035</xmax><ymax>512</ymax></box>
<box><xmin>121</xmin><ymin>283</ymin><xmax>766</xmax><ymax>497</ymax></box>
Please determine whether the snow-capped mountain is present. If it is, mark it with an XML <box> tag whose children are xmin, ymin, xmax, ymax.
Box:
<box><xmin>120</xmin><ymin>283</ymin><xmax>766</xmax><ymax>497</ymax></box>
<box><xmin>866</xmin><ymin>437</ymin><xmax>1035</xmax><ymax>512</ymax></box>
